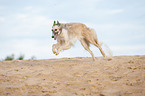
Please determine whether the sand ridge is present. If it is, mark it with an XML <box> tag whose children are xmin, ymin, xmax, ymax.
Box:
<box><xmin>0</xmin><ymin>56</ymin><xmax>145</xmax><ymax>96</ymax></box>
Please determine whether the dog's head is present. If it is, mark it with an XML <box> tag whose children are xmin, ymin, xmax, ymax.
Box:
<box><xmin>51</xmin><ymin>21</ymin><xmax>61</xmax><ymax>40</ymax></box>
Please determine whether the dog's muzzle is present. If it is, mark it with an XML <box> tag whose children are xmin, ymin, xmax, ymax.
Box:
<box><xmin>52</xmin><ymin>31</ymin><xmax>59</xmax><ymax>40</ymax></box>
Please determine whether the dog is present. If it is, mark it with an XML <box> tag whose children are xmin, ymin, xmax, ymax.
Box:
<box><xmin>51</xmin><ymin>21</ymin><xmax>112</xmax><ymax>61</ymax></box>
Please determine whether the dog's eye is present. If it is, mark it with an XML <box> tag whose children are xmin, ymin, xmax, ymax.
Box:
<box><xmin>51</xmin><ymin>29</ymin><xmax>53</xmax><ymax>31</ymax></box>
<box><xmin>55</xmin><ymin>29</ymin><xmax>57</xmax><ymax>31</ymax></box>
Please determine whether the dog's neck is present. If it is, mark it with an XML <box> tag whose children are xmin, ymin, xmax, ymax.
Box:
<box><xmin>60</xmin><ymin>23</ymin><xmax>69</xmax><ymax>31</ymax></box>
<box><xmin>57</xmin><ymin>24</ymin><xmax>68</xmax><ymax>40</ymax></box>
<box><xmin>59</xmin><ymin>24</ymin><xmax>66</xmax><ymax>33</ymax></box>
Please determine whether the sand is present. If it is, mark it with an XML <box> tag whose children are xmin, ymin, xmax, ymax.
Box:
<box><xmin>0</xmin><ymin>55</ymin><xmax>145</xmax><ymax>96</ymax></box>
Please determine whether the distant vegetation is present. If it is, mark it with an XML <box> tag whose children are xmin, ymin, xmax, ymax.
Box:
<box><xmin>4</xmin><ymin>54</ymin><xmax>15</xmax><ymax>61</ymax></box>
<box><xmin>17</xmin><ymin>54</ymin><xmax>24</xmax><ymax>60</ymax></box>
<box><xmin>2</xmin><ymin>54</ymin><xmax>36</xmax><ymax>61</ymax></box>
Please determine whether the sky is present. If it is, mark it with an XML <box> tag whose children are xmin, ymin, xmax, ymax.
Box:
<box><xmin>0</xmin><ymin>0</ymin><xmax>145</xmax><ymax>60</ymax></box>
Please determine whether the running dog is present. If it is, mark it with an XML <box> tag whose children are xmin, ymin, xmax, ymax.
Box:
<box><xmin>51</xmin><ymin>21</ymin><xmax>112</xmax><ymax>61</ymax></box>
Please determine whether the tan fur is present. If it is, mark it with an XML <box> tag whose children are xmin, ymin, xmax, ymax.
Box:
<box><xmin>52</xmin><ymin>21</ymin><xmax>111</xmax><ymax>61</ymax></box>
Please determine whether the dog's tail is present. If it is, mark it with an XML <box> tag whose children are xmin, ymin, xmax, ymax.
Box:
<box><xmin>91</xmin><ymin>29</ymin><xmax>98</xmax><ymax>42</ymax></box>
<box><xmin>91</xmin><ymin>29</ymin><xmax>113</xmax><ymax>60</ymax></box>
<box><xmin>99</xmin><ymin>41</ymin><xmax>113</xmax><ymax>60</ymax></box>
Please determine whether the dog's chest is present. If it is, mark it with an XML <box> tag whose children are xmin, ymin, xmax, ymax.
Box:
<box><xmin>59</xmin><ymin>28</ymin><xmax>78</xmax><ymax>46</ymax></box>
<box><xmin>60</xmin><ymin>29</ymin><xmax>69</xmax><ymax>40</ymax></box>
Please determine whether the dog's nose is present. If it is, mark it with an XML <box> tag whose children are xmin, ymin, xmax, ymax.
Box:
<box><xmin>55</xmin><ymin>29</ymin><xmax>57</xmax><ymax>31</ymax></box>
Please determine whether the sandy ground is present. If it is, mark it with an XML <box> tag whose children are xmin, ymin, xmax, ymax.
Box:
<box><xmin>0</xmin><ymin>56</ymin><xmax>145</xmax><ymax>96</ymax></box>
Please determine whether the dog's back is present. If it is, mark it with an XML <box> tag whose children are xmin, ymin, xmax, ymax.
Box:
<box><xmin>62</xmin><ymin>23</ymin><xmax>98</xmax><ymax>45</ymax></box>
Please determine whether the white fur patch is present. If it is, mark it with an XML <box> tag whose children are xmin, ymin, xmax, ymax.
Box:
<box><xmin>62</xmin><ymin>28</ymin><xmax>68</xmax><ymax>40</ymax></box>
<box><xmin>69</xmin><ymin>36</ymin><xmax>78</xmax><ymax>46</ymax></box>
<box><xmin>62</xmin><ymin>28</ymin><xmax>78</xmax><ymax>46</ymax></box>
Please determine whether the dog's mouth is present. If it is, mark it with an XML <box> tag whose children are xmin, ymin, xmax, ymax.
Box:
<box><xmin>52</xmin><ymin>34</ymin><xmax>58</xmax><ymax>40</ymax></box>
<box><xmin>52</xmin><ymin>32</ymin><xmax>59</xmax><ymax>40</ymax></box>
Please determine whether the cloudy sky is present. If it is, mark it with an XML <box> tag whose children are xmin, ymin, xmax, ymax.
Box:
<box><xmin>0</xmin><ymin>0</ymin><xmax>145</xmax><ymax>60</ymax></box>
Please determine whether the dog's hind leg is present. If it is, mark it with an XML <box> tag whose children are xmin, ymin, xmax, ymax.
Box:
<box><xmin>80</xmin><ymin>38</ymin><xmax>96</xmax><ymax>61</ymax></box>
<box><xmin>93</xmin><ymin>42</ymin><xmax>106</xmax><ymax>57</ymax></box>
<box><xmin>88</xmin><ymin>29</ymin><xmax>106</xmax><ymax>57</ymax></box>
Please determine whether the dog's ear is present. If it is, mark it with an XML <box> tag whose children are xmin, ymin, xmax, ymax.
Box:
<box><xmin>57</xmin><ymin>21</ymin><xmax>60</xmax><ymax>26</ymax></box>
<box><xmin>53</xmin><ymin>21</ymin><xmax>56</xmax><ymax>26</ymax></box>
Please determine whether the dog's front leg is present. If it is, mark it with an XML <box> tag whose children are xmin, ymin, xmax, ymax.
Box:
<box><xmin>55</xmin><ymin>41</ymin><xmax>71</xmax><ymax>55</ymax></box>
<box><xmin>52</xmin><ymin>44</ymin><xmax>57</xmax><ymax>54</ymax></box>
<box><xmin>52</xmin><ymin>42</ymin><xmax>61</xmax><ymax>54</ymax></box>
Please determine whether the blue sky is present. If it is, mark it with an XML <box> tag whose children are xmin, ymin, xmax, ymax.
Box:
<box><xmin>0</xmin><ymin>0</ymin><xmax>145</xmax><ymax>60</ymax></box>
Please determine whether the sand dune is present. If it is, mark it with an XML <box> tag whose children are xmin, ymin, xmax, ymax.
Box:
<box><xmin>0</xmin><ymin>56</ymin><xmax>145</xmax><ymax>96</ymax></box>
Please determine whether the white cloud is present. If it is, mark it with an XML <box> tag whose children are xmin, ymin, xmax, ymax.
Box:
<box><xmin>23</xmin><ymin>6</ymin><xmax>44</xmax><ymax>14</ymax></box>
<box><xmin>0</xmin><ymin>17</ymin><xmax>5</xmax><ymax>22</ymax></box>
<box><xmin>110</xmin><ymin>45</ymin><xmax>145</xmax><ymax>56</ymax></box>
<box><xmin>16</xmin><ymin>14</ymin><xmax>28</xmax><ymax>19</ymax></box>
<box><xmin>0</xmin><ymin>6</ymin><xmax>6</xmax><ymax>10</ymax></box>
<box><xmin>86</xmin><ymin>23</ymin><xmax>145</xmax><ymax>34</ymax></box>
<box><xmin>106</xmin><ymin>9</ymin><xmax>124</xmax><ymax>15</ymax></box>
<box><xmin>1</xmin><ymin>13</ymin><xmax>53</xmax><ymax>38</ymax></box>
<box><xmin>24</xmin><ymin>6</ymin><xmax>33</xmax><ymax>10</ymax></box>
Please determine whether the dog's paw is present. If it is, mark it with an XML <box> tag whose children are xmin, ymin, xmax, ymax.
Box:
<box><xmin>55</xmin><ymin>52</ymin><xmax>59</xmax><ymax>55</ymax></box>
<box><xmin>53</xmin><ymin>50</ymin><xmax>56</xmax><ymax>54</ymax></box>
<box><xmin>52</xmin><ymin>48</ymin><xmax>57</xmax><ymax>54</ymax></box>
<box><xmin>55</xmin><ymin>49</ymin><xmax>61</xmax><ymax>55</ymax></box>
